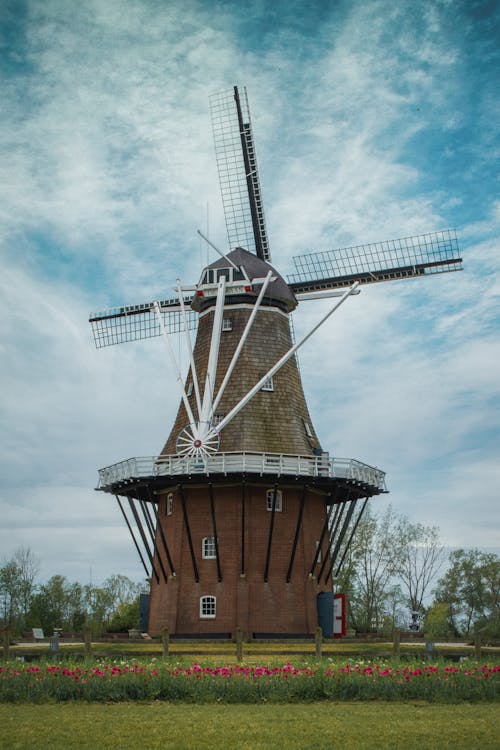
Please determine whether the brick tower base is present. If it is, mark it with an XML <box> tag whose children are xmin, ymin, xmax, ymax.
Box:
<box><xmin>146</xmin><ymin>477</ymin><xmax>362</xmax><ymax>637</ymax></box>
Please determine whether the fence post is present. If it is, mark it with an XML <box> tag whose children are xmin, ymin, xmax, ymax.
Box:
<box><xmin>236</xmin><ymin>628</ymin><xmax>243</xmax><ymax>663</ymax></box>
<box><xmin>2</xmin><ymin>629</ymin><xmax>9</xmax><ymax>661</ymax></box>
<box><xmin>50</xmin><ymin>633</ymin><xmax>60</xmax><ymax>661</ymax></box>
<box><xmin>474</xmin><ymin>631</ymin><xmax>481</xmax><ymax>660</ymax></box>
<box><xmin>392</xmin><ymin>628</ymin><xmax>401</xmax><ymax>659</ymax></box>
<box><xmin>162</xmin><ymin>627</ymin><xmax>170</xmax><ymax>658</ymax></box>
<box><xmin>425</xmin><ymin>640</ymin><xmax>434</xmax><ymax>661</ymax></box>
<box><xmin>84</xmin><ymin>628</ymin><xmax>92</xmax><ymax>659</ymax></box>
<box><xmin>315</xmin><ymin>627</ymin><xmax>323</xmax><ymax>659</ymax></box>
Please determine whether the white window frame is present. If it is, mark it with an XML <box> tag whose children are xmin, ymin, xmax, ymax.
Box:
<box><xmin>166</xmin><ymin>493</ymin><xmax>173</xmax><ymax>516</ymax></box>
<box><xmin>201</xmin><ymin>267</ymin><xmax>247</xmax><ymax>285</ymax></box>
<box><xmin>266</xmin><ymin>488</ymin><xmax>282</xmax><ymax>512</ymax></box>
<box><xmin>260</xmin><ymin>374</ymin><xmax>274</xmax><ymax>392</ymax></box>
<box><xmin>303</xmin><ymin>419</ymin><xmax>313</xmax><ymax>438</ymax></box>
<box><xmin>186</xmin><ymin>381</ymin><xmax>193</xmax><ymax>396</ymax></box>
<box><xmin>200</xmin><ymin>595</ymin><xmax>216</xmax><ymax>619</ymax></box>
<box><xmin>222</xmin><ymin>318</ymin><xmax>233</xmax><ymax>331</ymax></box>
<box><xmin>211</xmin><ymin>413</ymin><xmax>225</xmax><ymax>426</ymax></box>
<box><xmin>202</xmin><ymin>536</ymin><xmax>217</xmax><ymax>559</ymax></box>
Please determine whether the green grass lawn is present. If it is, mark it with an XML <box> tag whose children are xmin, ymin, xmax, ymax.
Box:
<box><xmin>1</xmin><ymin>702</ymin><xmax>498</xmax><ymax>750</ymax></box>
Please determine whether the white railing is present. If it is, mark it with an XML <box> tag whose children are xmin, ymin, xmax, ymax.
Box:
<box><xmin>98</xmin><ymin>452</ymin><xmax>386</xmax><ymax>491</ymax></box>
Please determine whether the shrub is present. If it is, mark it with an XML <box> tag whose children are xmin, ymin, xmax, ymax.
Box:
<box><xmin>424</xmin><ymin>603</ymin><xmax>453</xmax><ymax>640</ymax></box>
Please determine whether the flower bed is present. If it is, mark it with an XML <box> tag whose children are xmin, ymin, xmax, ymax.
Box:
<box><xmin>0</xmin><ymin>660</ymin><xmax>498</xmax><ymax>703</ymax></box>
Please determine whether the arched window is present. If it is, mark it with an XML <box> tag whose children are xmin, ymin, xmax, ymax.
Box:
<box><xmin>200</xmin><ymin>595</ymin><xmax>216</xmax><ymax>619</ymax></box>
<box><xmin>202</xmin><ymin>536</ymin><xmax>217</xmax><ymax>559</ymax></box>
<box><xmin>266</xmin><ymin>489</ymin><xmax>282</xmax><ymax>512</ymax></box>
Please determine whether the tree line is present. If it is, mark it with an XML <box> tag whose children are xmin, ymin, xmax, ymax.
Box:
<box><xmin>0</xmin><ymin>547</ymin><xmax>146</xmax><ymax>636</ymax></box>
<box><xmin>1</xmin><ymin>509</ymin><xmax>499</xmax><ymax>639</ymax></box>
<box><xmin>337</xmin><ymin>505</ymin><xmax>499</xmax><ymax>638</ymax></box>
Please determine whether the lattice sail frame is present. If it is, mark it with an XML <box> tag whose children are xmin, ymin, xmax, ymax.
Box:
<box><xmin>89</xmin><ymin>298</ymin><xmax>198</xmax><ymax>349</ymax></box>
<box><xmin>209</xmin><ymin>86</ymin><xmax>271</xmax><ymax>262</ymax></box>
<box><xmin>288</xmin><ymin>229</ymin><xmax>462</xmax><ymax>293</ymax></box>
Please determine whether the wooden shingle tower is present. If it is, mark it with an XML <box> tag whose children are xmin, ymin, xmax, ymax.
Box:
<box><xmin>90</xmin><ymin>86</ymin><xmax>462</xmax><ymax>636</ymax></box>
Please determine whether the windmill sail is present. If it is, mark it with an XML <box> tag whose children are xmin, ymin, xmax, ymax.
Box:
<box><xmin>209</xmin><ymin>85</ymin><xmax>271</xmax><ymax>262</ymax></box>
<box><xmin>288</xmin><ymin>229</ymin><xmax>462</xmax><ymax>295</ymax></box>
<box><xmin>89</xmin><ymin>297</ymin><xmax>197</xmax><ymax>348</ymax></box>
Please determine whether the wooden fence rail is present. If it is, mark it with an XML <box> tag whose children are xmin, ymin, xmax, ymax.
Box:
<box><xmin>1</xmin><ymin>630</ymin><xmax>492</xmax><ymax>662</ymax></box>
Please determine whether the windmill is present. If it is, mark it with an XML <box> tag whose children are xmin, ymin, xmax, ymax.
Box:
<box><xmin>90</xmin><ymin>86</ymin><xmax>462</xmax><ymax>637</ymax></box>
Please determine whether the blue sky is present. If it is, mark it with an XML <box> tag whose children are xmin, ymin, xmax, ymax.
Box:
<box><xmin>1</xmin><ymin>0</ymin><xmax>499</xmax><ymax>584</ymax></box>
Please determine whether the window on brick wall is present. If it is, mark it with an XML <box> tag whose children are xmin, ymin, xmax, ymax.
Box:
<box><xmin>260</xmin><ymin>373</ymin><xmax>274</xmax><ymax>391</ymax></box>
<box><xmin>186</xmin><ymin>381</ymin><xmax>193</xmax><ymax>396</ymax></box>
<box><xmin>166</xmin><ymin>493</ymin><xmax>173</xmax><ymax>516</ymax></box>
<box><xmin>303</xmin><ymin>419</ymin><xmax>313</xmax><ymax>438</ymax></box>
<box><xmin>222</xmin><ymin>318</ymin><xmax>232</xmax><ymax>331</ymax></box>
<box><xmin>266</xmin><ymin>488</ymin><xmax>282</xmax><ymax>512</ymax></box>
<box><xmin>202</xmin><ymin>536</ymin><xmax>217</xmax><ymax>559</ymax></box>
<box><xmin>200</xmin><ymin>595</ymin><xmax>216</xmax><ymax>618</ymax></box>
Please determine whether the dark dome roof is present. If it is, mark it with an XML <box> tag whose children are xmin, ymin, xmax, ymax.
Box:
<box><xmin>203</xmin><ymin>247</ymin><xmax>297</xmax><ymax>312</ymax></box>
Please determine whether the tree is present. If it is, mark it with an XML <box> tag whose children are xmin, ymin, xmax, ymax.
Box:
<box><xmin>337</xmin><ymin>506</ymin><xmax>404</xmax><ymax>631</ymax></box>
<box><xmin>28</xmin><ymin>576</ymin><xmax>85</xmax><ymax>634</ymax></box>
<box><xmin>0</xmin><ymin>547</ymin><xmax>40</xmax><ymax>634</ymax></box>
<box><xmin>12</xmin><ymin>547</ymin><xmax>40</xmax><ymax>623</ymax></box>
<box><xmin>100</xmin><ymin>575</ymin><xmax>144</xmax><ymax>632</ymax></box>
<box><xmin>384</xmin><ymin>584</ymin><xmax>407</xmax><ymax>631</ymax></box>
<box><xmin>83</xmin><ymin>575</ymin><xmax>146</xmax><ymax>635</ymax></box>
<box><xmin>82</xmin><ymin>584</ymin><xmax>114</xmax><ymax>635</ymax></box>
<box><xmin>0</xmin><ymin>561</ymin><xmax>22</xmax><ymax>630</ymax></box>
<box><xmin>395</xmin><ymin>520</ymin><xmax>445</xmax><ymax>615</ymax></box>
<box><xmin>434</xmin><ymin>549</ymin><xmax>500</xmax><ymax>636</ymax></box>
<box><xmin>336</xmin><ymin>507</ymin><xmax>445</xmax><ymax>632</ymax></box>
<box><xmin>423</xmin><ymin>602</ymin><xmax>453</xmax><ymax>639</ymax></box>
<box><xmin>102</xmin><ymin>574</ymin><xmax>144</xmax><ymax>608</ymax></box>
<box><xmin>107</xmin><ymin>598</ymin><xmax>141</xmax><ymax>632</ymax></box>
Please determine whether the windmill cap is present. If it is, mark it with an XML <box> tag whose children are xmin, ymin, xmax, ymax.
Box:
<box><xmin>194</xmin><ymin>246</ymin><xmax>297</xmax><ymax>313</ymax></box>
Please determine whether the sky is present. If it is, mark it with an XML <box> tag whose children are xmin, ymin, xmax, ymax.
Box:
<box><xmin>1</xmin><ymin>0</ymin><xmax>499</xmax><ymax>586</ymax></box>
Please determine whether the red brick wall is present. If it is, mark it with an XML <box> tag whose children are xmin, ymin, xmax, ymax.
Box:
<box><xmin>148</xmin><ymin>483</ymin><xmax>333</xmax><ymax>636</ymax></box>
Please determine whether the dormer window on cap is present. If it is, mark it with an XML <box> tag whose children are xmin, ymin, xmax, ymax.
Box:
<box><xmin>199</xmin><ymin>266</ymin><xmax>247</xmax><ymax>285</ymax></box>
<box><xmin>192</xmin><ymin>247</ymin><xmax>298</xmax><ymax>314</ymax></box>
